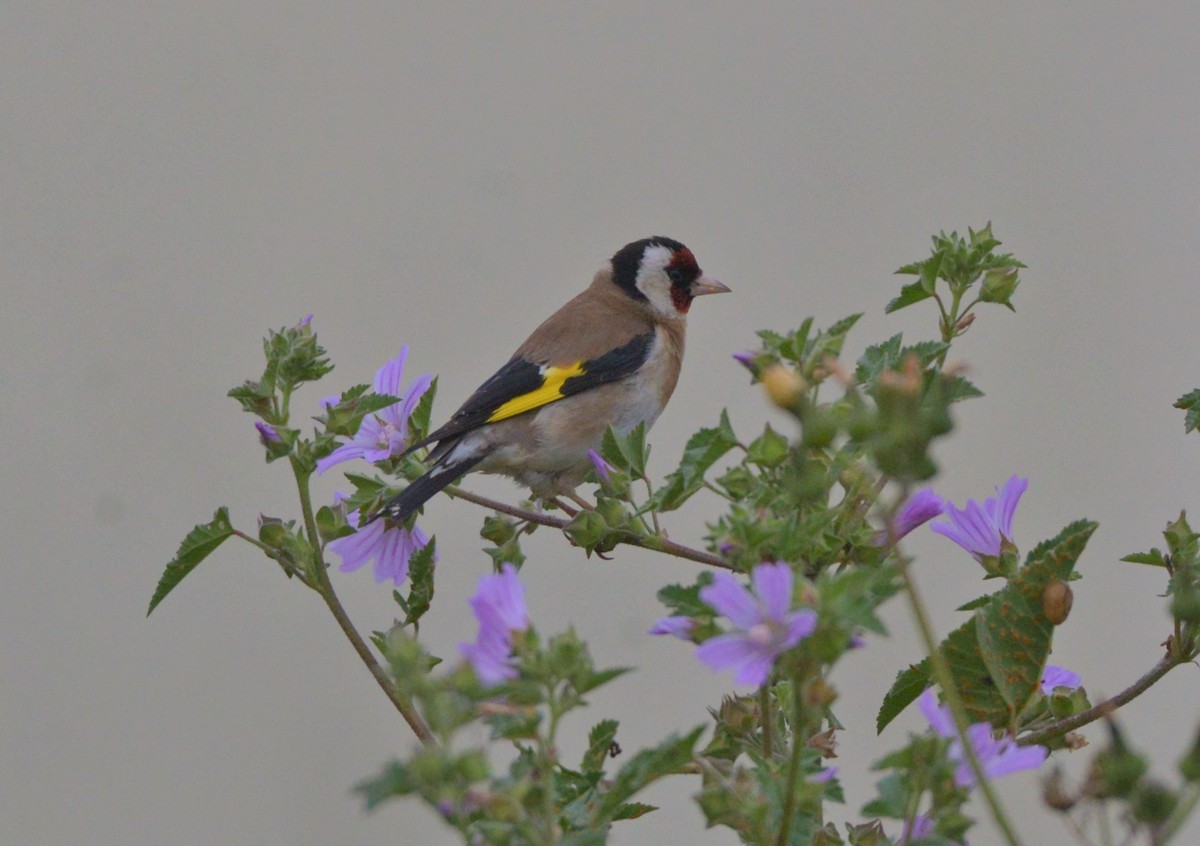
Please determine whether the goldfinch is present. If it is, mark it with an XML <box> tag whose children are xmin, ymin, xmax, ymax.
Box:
<box><xmin>377</xmin><ymin>237</ymin><xmax>729</xmax><ymax>522</ymax></box>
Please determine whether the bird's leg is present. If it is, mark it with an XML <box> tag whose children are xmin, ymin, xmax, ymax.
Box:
<box><xmin>565</xmin><ymin>491</ymin><xmax>595</xmax><ymax>511</ymax></box>
<box><xmin>546</xmin><ymin>496</ymin><xmax>579</xmax><ymax>517</ymax></box>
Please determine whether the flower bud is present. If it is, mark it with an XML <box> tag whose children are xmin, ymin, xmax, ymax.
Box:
<box><xmin>762</xmin><ymin>364</ymin><xmax>804</xmax><ymax>410</ymax></box>
<box><xmin>980</xmin><ymin>266</ymin><xmax>1020</xmax><ymax>306</ymax></box>
<box><xmin>1131</xmin><ymin>780</ymin><xmax>1177</xmax><ymax>825</ymax></box>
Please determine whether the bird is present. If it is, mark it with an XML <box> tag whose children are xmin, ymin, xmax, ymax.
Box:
<box><xmin>374</xmin><ymin>236</ymin><xmax>729</xmax><ymax>524</ymax></box>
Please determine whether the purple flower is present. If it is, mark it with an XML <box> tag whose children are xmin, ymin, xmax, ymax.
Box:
<box><xmin>1041</xmin><ymin>665</ymin><xmax>1082</xmax><ymax>695</ymax></box>
<box><xmin>874</xmin><ymin>487</ymin><xmax>945</xmax><ymax>545</ymax></box>
<box><xmin>813</xmin><ymin>766</ymin><xmax>837</xmax><ymax>783</ymax></box>
<box><xmin>587</xmin><ymin>449</ymin><xmax>612</xmax><ymax>483</ymax></box>
<box><xmin>255</xmin><ymin>420</ymin><xmax>282</xmax><ymax>445</ymax></box>
<box><xmin>327</xmin><ymin>492</ymin><xmax>433</xmax><ymax>585</ymax></box>
<box><xmin>459</xmin><ymin>563</ymin><xmax>530</xmax><ymax>686</ymax></box>
<box><xmin>294</xmin><ymin>313</ymin><xmax>313</xmax><ymax>329</ymax></box>
<box><xmin>918</xmin><ymin>688</ymin><xmax>1047</xmax><ymax>787</ymax></box>
<box><xmin>930</xmin><ymin>475</ymin><xmax>1028</xmax><ymax>562</ymax></box>
<box><xmin>649</xmin><ymin>616</ymin><xmax>695</xmax><ymax>639</ymax></box>
<box><xmin>695</xmin><ymin>563</ymin><xmax>818</xmax><ymax>687</ymax></box>
<box><xmin>317</xmin><ymin>345</ymin><xmax>433</xmax><ymax>474</ymax></box>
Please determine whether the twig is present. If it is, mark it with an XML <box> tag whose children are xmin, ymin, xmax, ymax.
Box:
<box><xmin>291</xmin><ymin>458</ymin><xmax>437</xmax><ymax>747</ymax></box>
<box><xmin>1017</xmin><ymin>654</ymin><xmax>1183</xmax><ymax>747</ymax></box>
<box><xmin>443</xmin><ymin>485</ymin><xmax>735</xmax><ymax>570</ymax></box>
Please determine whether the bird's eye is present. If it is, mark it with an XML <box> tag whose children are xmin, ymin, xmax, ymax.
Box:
<box><xmin>666</xmin><ymin>267</ymin><xmax>685</xmax><ymax>284</ymax></box>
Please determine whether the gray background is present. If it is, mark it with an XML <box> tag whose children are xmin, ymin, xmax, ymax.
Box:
<box><xmin>5</xmin><ymin>4</ymin><xmax>1199</xmax><ymax>845</ymax></box>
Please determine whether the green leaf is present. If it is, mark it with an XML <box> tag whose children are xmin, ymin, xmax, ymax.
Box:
<box><xmin>410</xmin><ymin>376</ymin><xmax>438</xmax><ymax>442</ymax></box>
<box><xmin>885</xmin><ymin>279</ymin><xmax>935</xmax><ymax>314</ymax></box>
<box><xmin>649</xmin><ymin>411</ymin><xmax>738</xmax><ymax>511</ymax></box>
<box><xmin>148</xmin><ymin>507</ymin><xmax>235</xmax><ymax>615</ymax></box>
<box><xmin>582</xmin><ymin>719</ymin><xmax>620</xmax><ymax>773</ymax></box>
<box><xmin>596</xmin><ymin>727</ymin><xmax>704</xmax><ymax>818</ymax></box>
<box><xmin>876</xmin><ymin>660</ymin><xmax>931</xmax><ymax>733</ymax></box>
<box><xmin>399</xmin><ymin>538</ymin><xmax>437</xmax><ymax>625</ymax></box>
<box><xmin>747</xmin><ymin>424</ymin><xmax>790</xmax><ymax>468</ymax></box>
<box><xmin>1176</xmin><ymin>389</ymin><xmax>1200</xmax><ymax>434</ymax></box>
<box><xmin>943</xmin><ymin>375</ymin><xmax>984</xmax><ymax>403</ymax></box>
<box><xmin>600</xmin><ymin>422</ymin><xmax>649</xmax><ymax>477</ymax></box>
<box><xmin>1121</xmin><ymin>548</ymin><xmax>1167</xmax><ymax>567</ymax></box>
<box><xmin>612</xmin><ymin>802</ymin><xmax>657</xmax><ymax>821</ymax></box>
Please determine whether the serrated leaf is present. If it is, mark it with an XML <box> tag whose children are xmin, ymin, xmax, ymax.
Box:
<box><xmin>876</xmin><ymin>660</ymin><xmax>931</xmax><ymax>733</ymax></box>
<box><xmin>955</xmin><ymin>594</ymin><xmax>993</xmax><ymax>612</ymax></box>
<box><xmin>612</xmin><ymin>802</ymin><xmax>657</xmax><ymax>821</ymax></box>
<box><xmin>148</xmin><ymin>507</ymin><xmax>235</xmax><ymax>615</ymax></box>
<box><xmin>885</xmin><ymin>279</ymin><xmax>935</xmax><ymax>314</ymax></box>
<box><xmin>1121</xmin><ymin>549</ymin><xmax>1167</xmax><ymax>567</ymax></box>
<box><xmin>600</xmin><ymin>422</ymin><xmax>650</xmax><ymax>477</ymax></box>
<box><xmin>400</xmin><ymin>538</ymin><xmax>437</xmax><ymax>625</ymax></box>
<box><xmin>649</xmin><ymin>411</ymin><xmax>738</xmax><ymax>511</ymax></box>
<box><xmin>596</xmin><ymin>727</ymin><xmax>703</xmax><ymax>818</ymax></box>
<box><xmin>969</xmin><ymin>520</ymin><xmax>1097</xmax><ymax>723</ymax></box>
<box><xmin>410</xmin><ymin>376</ymin><xmax>438</xmax><ymax>441</ymax></box>
<box><xmin>582</xmin><ymin>719</ymin><xmax>620</xmax><ymax>773</ymax></box>
<box><xmin>855</xmin><ymin>334</ymin><xmax>903</xmax><ymax>384</ymax></box>
<box><xmin>575</xmin><ymin>666</ymin><xmax>632</xmax><ymax>695</ymax></box>
<box><xmin>943</xmin><ymin>375</ymin><xmax>984</xmax><ymax>403</ymax></box>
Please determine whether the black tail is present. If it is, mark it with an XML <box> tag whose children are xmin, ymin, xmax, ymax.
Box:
<box><xmin>370</xmin><ymin>453</ymin><xmax>486</xmax><ymax>524</ymax></box>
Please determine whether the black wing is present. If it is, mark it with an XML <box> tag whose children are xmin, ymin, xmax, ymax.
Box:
<box><xmin>406</xmin><ymin>332</ymin><xmax>654</xmax><ymax>452</ymax></box>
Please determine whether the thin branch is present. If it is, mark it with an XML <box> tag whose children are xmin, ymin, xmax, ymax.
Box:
<box><xmin>291</xmin><ymin>457</ymin><xmax>437</xmax><ymax>747</ymax></box>
<box><xmin>1017</xmin><ymin>654</ymin><xmax>1183</xmax><ymax>748</ymax></box>
<box><xmin>444</xmin><ymin>485</ymin><xmax>735</xmax><ymax>570</ymax></box>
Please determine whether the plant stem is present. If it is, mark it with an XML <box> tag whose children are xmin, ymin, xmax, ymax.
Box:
<box><xmin>776</xmin><ymin>679</ymin><xmax>808</xmax><ymax>846</ymax></box>
<box><xmin>897</xmin><ymin>557</ymin><xmax>1026</xmax><ymax>846</ymax></box>
<box><xmin>1017</xmin><ymin>654</ymin><xmax>1182</xmax><ymax>747</ymax></box>
<box><xmin>760</xmin><ymin>684</ymin><xmax>773</xmax><ymax>759</ymax></box>
<box><xmin>290</xmin><ymin>458</ymin><xmax>437</xmax><ymax>746</ymax></box>
<box><xmin>443</xmin><ymin>485</ymin><xmax>735</xmax><ymax>570</ymax></box>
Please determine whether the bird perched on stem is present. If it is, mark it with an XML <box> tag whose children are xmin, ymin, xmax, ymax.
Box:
<box><xmin>375</xmin><ymin>237</ymin><xmax>729</xmax><ymax>522</ymax></box>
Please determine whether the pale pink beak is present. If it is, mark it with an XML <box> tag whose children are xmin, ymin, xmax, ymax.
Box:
<box><xmin>691</xmin><ymin>274</ymin><xmax>731</xmax><ymax>296</ymax></box>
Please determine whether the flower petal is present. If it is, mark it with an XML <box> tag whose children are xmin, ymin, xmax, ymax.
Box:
<box><xmin>374</xmin><ymin>345</ymin><xmax>410</xmax><ymax>396</ymax></box>
<box><xmin>751</xmin><ymin>562</ymin><xmax>794</xmax><ymax>623</ymax></box>
<box><xmin>696</xmin><ymin>632</ymin><xmax>769</xmax><ymax>685</ymax></box>
<box><xmin>918</xmin><ymin>688</ymin><xmax>956</xmax><ymax>738</ymax></box>
<box><xmin>1041</xmin><ymin>665</ymin><xmax>1082</xmax><ymax>694</ymax></box>
<box><xmin>649</xmin><ymin>616</ymin><xmax>694</xmax><ymax>639</ymax></box>
<box><xmin>699</xmin><ymin>573</ymin><xmax>761</xmax><ymax>630</ymax></box>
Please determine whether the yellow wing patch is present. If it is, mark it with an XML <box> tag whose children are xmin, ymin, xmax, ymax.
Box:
<box><xmin>486</xmin><ymin>361</ymin><xmax>586</xmax><ymax>423</ymax></box>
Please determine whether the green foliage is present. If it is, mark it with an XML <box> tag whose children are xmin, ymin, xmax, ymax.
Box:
<box><xmin>148</xmin><ymin>507</ymin><xmax>235</xmax><ymax>615</ymax></box>
<box><xmin>1175</xmin><ymin>388</ymin><xmax>1200</xmax><ymax>434</ymax></box>
<box><xmin>647</xmin><ymin>412</ymin><xmax>739</xmax><ymax>511</ymax></box>
<box><xmin>887</xmin><ymin>223</ymin><xmax>1025</xmax><ymax>315</ymax></box>
<box><xmin>879</xmin><ymin>520</ymin><xmax>1097</xmax><ymax>732</ymax></box>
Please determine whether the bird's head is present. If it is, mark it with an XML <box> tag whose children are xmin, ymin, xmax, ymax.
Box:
<box><xmin>609</xmin><ymin>237</ymin><xmax>729</xmax><ymax>319</ymax></box>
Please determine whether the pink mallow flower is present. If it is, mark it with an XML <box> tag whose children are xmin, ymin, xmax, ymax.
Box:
<box><xmin>695</xmin><ymin>563</ymin><xmax>817</xmax><ymax>687</ymax></box>
<box><xmin>1041</xmin><ymin>665</ymin><xmax>1082</xmax><ymax>695</ymax></box>
<box><xmin>327</xmin><ymin>492</ymin><xmax>432</xmax><ymax>586</ymax></box>
<box><xmin>930</xmin><ymin>475</ymin><xmax>1028</xmax><ymax>562</ymax></box>
<box><xmin>873</xmin><ymin>487</ymin><xmax>945</xmax><ymax>545</ymax></box>
<box><xmin>918</xmin><ymin>688</ymin><xmax>1047</xmax><ymax>787</ymax></box>
<box><xmin>459</xmin><ymin>564</ymin><xmax>530</xmax><ymax>686</ymax></box>
<box><xmin>317</xmin><ymin>345</ymin><xmax>433</xmax><ymax>474</ymax></box>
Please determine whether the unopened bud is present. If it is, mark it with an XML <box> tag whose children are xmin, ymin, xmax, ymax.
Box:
<box><xmin>955</xmin><ymin>312</ymin><xmax>977</xmax><ymax>333</ymax></box>
<box><xmin>762</xmin><ymin>364</ymin><xmax>804</xmax><ymax>409</ymax></box>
